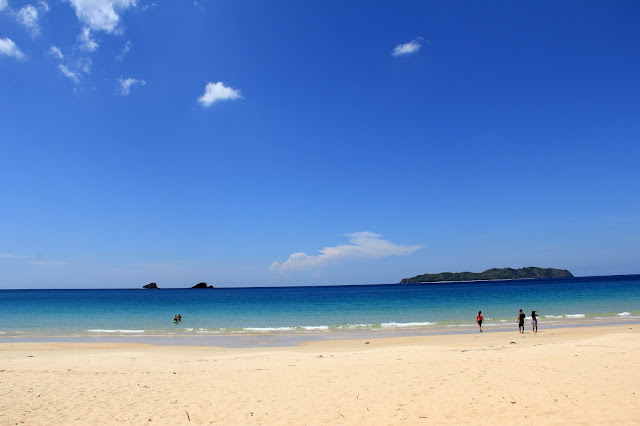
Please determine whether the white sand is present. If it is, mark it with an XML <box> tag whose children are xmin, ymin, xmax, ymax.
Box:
<box><xmin>1</xmin><ymin>325</ymin><xmax>639</xmax><ymax>424</ymax></box>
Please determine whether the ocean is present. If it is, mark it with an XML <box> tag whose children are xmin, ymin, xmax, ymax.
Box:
<box><xmin>1</xmin><ymin>275</ymin><xmax>639</xmax><ymax>345</ymax></box>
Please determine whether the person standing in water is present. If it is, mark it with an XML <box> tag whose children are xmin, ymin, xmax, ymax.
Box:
<box><xmin>531</xmin><ymin>310</ymin><xmax>538</xmax><ymax>332</ymax></box>
<box><xmin>477</xmin><ymin>311</ymin><xmax>484</xmax><ymax>333</ymax></box>
<box><xmin>518</xmin><ymin>309</ymin><xmax>526</xmax><ymax>333</ymax></box>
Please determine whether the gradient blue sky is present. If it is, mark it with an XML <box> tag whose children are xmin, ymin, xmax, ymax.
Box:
<box><xmin>1</xmin><ymin>1</ymin><xmax>639</xmax><ymax>288</ymax></box>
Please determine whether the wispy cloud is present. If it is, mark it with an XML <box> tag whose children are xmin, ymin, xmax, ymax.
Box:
<box><xmin>0</xmin><ymin>37</ymin><xmax>26</xmax><ymax>60</ymax></box>
<box><xmin>269</xmin><ymin>232</ymin><xmax>422</xmax><ymax>272</ymax></box>
<box><xmin>392</xmin><ymin>37</ymin><xmax>423</xmax><ymax>57</ymax></box>
<box><xmin>139</xmin><ymin>3</ymin><xmax>155</xmax><ymax>12</ymax></box>
<box><xmin>118</xmin><ymin>76</ymin><xmax>145</xmax><ymax>95</ymax></box>
<box><xmin>59</xmin><ymin>64</ymin><xmax>81</xmax><ymax>83</ymax></box>
<box><xmin>0</xmin><ymin>253</ymin><xmax>31</xmax><ymax>259</ymax></box>
<box><xmin>30</xmin><ymin>260</ymin><xmax>71</xmax><ymax>267</ymax></box>
<box><xmin>116</xmin><ymin>40</ymin><xmax>131</xmax><ymax>60</ymax></box>
<box><xmin>0</xmin><ymin>0</ymin><xmax>8</xmax><ymax>12</ymax></box>
<box><xmin>49</xmin><ymin>45</ymin><xmax>64</xmax><ymax>59</ymax></box>
<box><xmin>198</xmin><ymin>81</ymin><xmax>242</xmax><ymax>107</ymax></box>
<box><xmin>1</xmin><ymin>253</ymin><xmax>69</xmax><ymax>267</ymax></box>
<box><xmin>53</xmin><ymin>52</ymin><xmax>91</xmax><ymax>83</ymax></box>
<box><xmin>78</xmin><ymin>26</ymin><xmax>98</xmax><ymax>51</ymax></box>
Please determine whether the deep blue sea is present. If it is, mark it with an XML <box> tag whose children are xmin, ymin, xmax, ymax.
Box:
<box><xmin>1</xmin><ymin>275</ymin><xmax>639</xmax><ymax>343</ymax></box>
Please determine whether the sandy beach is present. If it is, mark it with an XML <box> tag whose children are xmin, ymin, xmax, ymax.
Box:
<box><xmin>1</xmin><ymin>325</ymin><xmax>638</xmax><ymax>425</ymax></box>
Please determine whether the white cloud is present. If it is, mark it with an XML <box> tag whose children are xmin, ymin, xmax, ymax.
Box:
<box><xmin>0</xmin><ymin>0</ymin><xmax>8</xmax><ymax>12</ymax></box>
<box><xmin>118</xmin><ymin>76</ymin><xmax>145</xmax><ymax>95</ymax></box>
<box><xmin>269</xmin><ymin>232</ymin><xmax>423</xmax><ymax>272</ymax></box>
<box><xmin>59</xmin><ymin>63</ymin><xmax>80</xmax><ymax>82</ymax></box>
<box><xmin>0</xmin><ymin>37</ymin><xmax>26</xmax><ymax>60</ymax></box>
<box><xmin>56</xmin><ymin>1</ymin><xmax>138</xmax><ymax>87</ymax></box>
<box><xmin>115</xmin><ymin>40</ymin><xmax>131</xmax><ymax>60</ymax></box>
<box><xmin>69</xmin><ymin>0</ymin><xmax>136</xmax><ymax>33</ymax></box>
<box><xmin>17</xmin><ymin>5</ymin><xmax>39</xmax><ymax>36</ymax></box>
<box><xmin>78</xmin><ymin>26</ymin><xmax>98</xmax><ymax>51</ymax></box>
<box><xmin>78</xmin><ymin>56</ymin><xmax>91</xmax><ymax>73</ymax></box>
<box><xmin>49</xmin><ymin>44</ymin><xmax>89</xmax><ymax>86</ymax></box>
<box><xmin>392</xmin><ymin>38</ymin><xmax>423</xmax><ymax>56</ymax></box>
<box><xmin>15</xmin><ymin>2</ymin><xmax>49</xmax><ymax>37</ymax></box>
<box><xmin>198</xmin><ymin>81</ymin><xmax>242</xmax><ymax>107</ymax></box>
<box><xmin>49</xmin><ymin>45</ymin><xmax>63</xmax><ymax>59</ymax></box>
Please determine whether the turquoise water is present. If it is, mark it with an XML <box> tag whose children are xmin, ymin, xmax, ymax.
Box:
<box><xmin>1</xmin><ymin>275</ymin><xmax>639</xmax><ymax>340</ymax></box>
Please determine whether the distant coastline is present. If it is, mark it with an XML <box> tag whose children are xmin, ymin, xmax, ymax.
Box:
<box><xmin>399</xmin><ymin>267</ymin><xmax>573</xmax><ymax>284</ymax></box>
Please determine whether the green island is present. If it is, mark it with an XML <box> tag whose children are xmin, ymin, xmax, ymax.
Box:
<box><xmin>399</xmin><ymin>267</ymin><xmax>573</xmax><ymax>284</ymax></box>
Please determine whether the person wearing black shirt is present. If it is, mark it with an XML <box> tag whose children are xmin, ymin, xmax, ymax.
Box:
<box><xmin>518</xmin><ymin>309</ymin><xmax>526</xmax><ymax>333</ymax></box>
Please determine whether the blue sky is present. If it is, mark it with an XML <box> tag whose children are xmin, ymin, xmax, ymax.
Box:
<box><xmin>1</xmin><ymin>1</ymin><xmax>639</xmax><ymax>288</ymax></box>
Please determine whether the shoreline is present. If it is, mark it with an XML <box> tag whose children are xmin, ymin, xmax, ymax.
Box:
<box><xmin>2</xmin><ymin>318</ymin><xmax>639</xmax><ymax>348</ymax></box>
<box><xmin>1</xmin><ymin>324</ymin><xmax>638</xmax><ymax>424</ymax></box>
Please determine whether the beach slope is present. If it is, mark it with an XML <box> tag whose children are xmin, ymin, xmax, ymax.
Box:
<box><xmin>1</xmin><ymin>325</ymin><xmax>638</xmax><ymax>424</ymax></box>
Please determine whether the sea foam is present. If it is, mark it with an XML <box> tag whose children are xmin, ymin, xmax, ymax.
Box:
<box><xmin>300</xmin><ymin>325</ymin><xmax>330</xmax><ymax>331</ymax></box>
<box><xmin>381</xmin><ymin>322</ymin><xmax>435</xmax><ymax>328</ymax></box>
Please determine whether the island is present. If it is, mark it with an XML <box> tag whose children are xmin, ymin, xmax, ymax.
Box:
<box><xmin>399</xmin><ymin>267</ymin><xmax>573</xmax><ymax>284</ymax></box>
<box><xmin>141</xmin><ymin>282</ymin><xmax>159</xmax><ymax>289</ymax></box>
<box><xmin>190</xmin><ymin>282</ymin><xmax>214</xmax><ymax>289</ymax></box>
